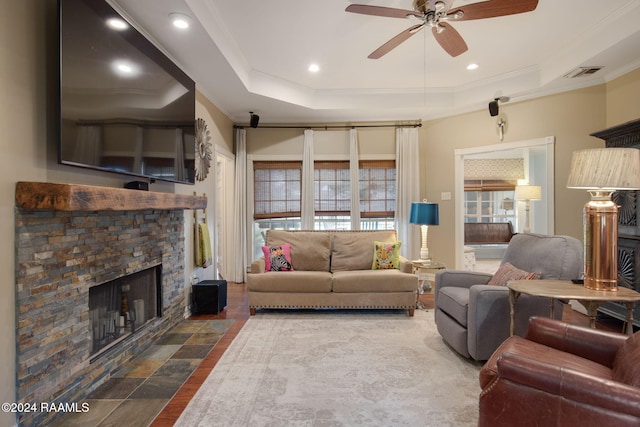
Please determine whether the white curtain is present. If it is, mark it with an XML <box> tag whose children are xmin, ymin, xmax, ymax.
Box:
<box><xmin>301</xmin><ymin>129</ymin><xmax>315</xmax><ymax>229</ymax></box>
<box><xmin>73</xmin><ymin>125</ymin><xmax>102</xmax><ymax>165</ymax></box>
<box><xmin>395</xmin><ymin>127</ymin><xmax>421</xmax><ymax>260</ymax></box>
<box><xmin>133</xmin><ymin>126</ymin><xmax>143</xmax><ymax>174</ymax></box>
<box><xmin>174</xmin><ymin>128</ymin><xmax>185</xmax><ymax>181</ymax></box>
<box><xmin>232</xmin><ymin>128</ymin><xmax>247</xmax><ymax>282</ymax></box>
<box><xmin>349</xmin><ymin>129</ymin><xmax>361</xmax><ymax>230</ymax></box>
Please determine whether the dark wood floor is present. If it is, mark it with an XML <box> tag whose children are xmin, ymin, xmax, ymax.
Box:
<box><xmin>149</xmin><ymin>284</ymin><xmax>624</xmax><ymax>426</ymax></box>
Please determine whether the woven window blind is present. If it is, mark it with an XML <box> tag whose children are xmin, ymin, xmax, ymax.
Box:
<box><xmin>464</xmin><ymin>179</ymin><xmax>517</xmax><ymax>192</ymax></box>
<box><xmin>253</xmin><ymin>161</ymin><xmax>302</xmax><ymax>219</ymax></box>
<box><xmin>359</xmin><ymin>160</ymin><xmax>396</xmax><ymax>218</ymax></box>
<box><xmin>314</xmin><ymin>161</ymin><xmax>350</xmax><ymax>215</ymax></box>
<box><xmin>253</xmin><ymin>160</ymin><xmax>396</xmax><ymax>220</ymax></box>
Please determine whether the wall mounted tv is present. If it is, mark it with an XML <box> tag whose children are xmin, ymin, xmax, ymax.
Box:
<box><xmin>58</xmin><ymin>0</ymin><xmax>196</xmax><ymax>185</ymax></box>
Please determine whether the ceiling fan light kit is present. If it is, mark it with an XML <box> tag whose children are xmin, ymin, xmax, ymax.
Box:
<box><xmin>346</xmin><ymin>0</ymin><xmax>539</xmax><ymax>59</ymax></box>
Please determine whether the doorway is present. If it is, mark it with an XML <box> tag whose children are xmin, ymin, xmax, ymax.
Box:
<box><xmin>454</xmin><ymin>137</ymin><xmax>555</xmax><ymax>269</ymax></box>
<box><xmin>211</xmin><ymin>146</ymin><xmax>236</xmax><ymax>281</ymax></box>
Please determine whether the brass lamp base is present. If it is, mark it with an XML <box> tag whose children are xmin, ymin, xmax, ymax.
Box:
<box><xmin>583</xmin><ymin>190</ymin><xmax>619</xmax><ymax>291</ymax></box>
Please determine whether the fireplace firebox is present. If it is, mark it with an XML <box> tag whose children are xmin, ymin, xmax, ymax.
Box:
<box><xmin>89</xmin><ymin>265</ymin><xmax>162</xmax><ymax>355</ymax></box>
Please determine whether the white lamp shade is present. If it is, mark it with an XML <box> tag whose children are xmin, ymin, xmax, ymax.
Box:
<box><xmin>566</xmin><ymin>148</ymin><xmax>640</xmax><ymax>190</ymax></box>
<box><xmin>514</xmin><ymin>185</ymin><xmax>542</xmax><ymax>201</ymax></box>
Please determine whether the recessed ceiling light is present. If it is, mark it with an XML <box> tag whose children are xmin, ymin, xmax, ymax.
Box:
<box><xmin>308</xmin><ymin>64</ymin><xmax>320</xmax><ymax>73</ymax></box>
<box><xmin>112</xmin><ymin>60</ymin><xmax>138</xmax><ymax>77</ymax></box>
<box><xmin>106</xmin><ymin>17</ymin><xmax>128</xmax><ymax>31</ymax></box>
<box><xmin>466</xmin><ymin>63</ymin><xmax>479</xmax><ymax>70</ymax></box>
<box><xmin>169</xmin><ymin>12</ymin><xmax>192</xmax><ymax>29</ymax></box>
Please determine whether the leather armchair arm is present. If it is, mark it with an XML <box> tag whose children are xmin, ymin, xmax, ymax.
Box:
<box><xmin>525</xmin><ymin>316</ymin><xmax>628</xmax><ymax>367</ymax></box>
<box><xmin>483</xmin><ymin>352</ymin><xmax>640</xmax><ymax>418</ymax></box>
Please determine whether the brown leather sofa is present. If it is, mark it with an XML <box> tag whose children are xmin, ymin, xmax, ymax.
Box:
<box><xmin>478</xmin><ymin>316</ymin><xmax>640</xmax><ymax>427</ymax></box>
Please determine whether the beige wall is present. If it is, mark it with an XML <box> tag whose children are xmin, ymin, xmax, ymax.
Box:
<box><xmin>422</xmin><ymin>85</ymin><xmax>613</xmax><ymax>267</ymax></box>
<box><xmin>0</xmin><ymin>2</ymin><xmax>233</xmax><ymax>425</ymax></box>
<box><xmin>606</xmin><ymin>67</ymin><xmax>640</xmax><ymax>127</ymax></box>
<box><xmin>246</xmin><ymin>125</ymin><xmax>396</xmax><ymax>158</ymax></box>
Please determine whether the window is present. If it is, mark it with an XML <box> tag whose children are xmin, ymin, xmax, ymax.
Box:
<box><xmin>252</xmin><ymin>159</ymin><xmax>396</xmax><ymax>256</ymax></box>
<box><xmin>313</xmin><ymin>160</ymin><xmax>396</xmax><ymax>230</ymax></box>
<box><xmin>464</xmin><ymin>180</ymin><xmax>516</xmax><ymax>224</ymax></box>
<box><xmin>359</xmin><ymin>160</ymin><xmax>396</xmax><ymax>219</ymax></box>
<box><xmin>314</xmin><ymin>161</ymin><xmax>351</xmax><ymax>230</ymax></box>
<box><xmin>253</xmin><ymin>161</ymin><xmax>302</xmax><ymax>220</ymax></box>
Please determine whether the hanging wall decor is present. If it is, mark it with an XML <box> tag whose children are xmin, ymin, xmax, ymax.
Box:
<box><xmin>194</xmin><ymin>118</ymin><xmax>212</xmax><ymax>181</ymax></box>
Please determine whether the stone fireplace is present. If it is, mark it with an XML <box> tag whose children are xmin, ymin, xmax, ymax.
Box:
<box><xmin>14</xmin><ymin>182</ymin><xmax>206</xmax><ymax>426</ymax></box>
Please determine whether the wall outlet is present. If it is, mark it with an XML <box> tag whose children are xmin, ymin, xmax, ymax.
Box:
<box><xmin>441</xmin><ymin>192</ymin><xmax>452</xmax><ymax>201</ymax></box>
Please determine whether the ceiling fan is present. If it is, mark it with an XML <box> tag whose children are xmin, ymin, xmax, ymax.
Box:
<box><xmin>345</xmin><ymin>0</ymin><xmax>539</xmax><ymax>59</ymax></box>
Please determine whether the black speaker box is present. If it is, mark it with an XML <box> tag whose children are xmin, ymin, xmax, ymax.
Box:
<box><xmin>191</xmin><ymin>280</ymin><xmax>227</xmax><ymax>314</ymax></box>
<box><xmin>250</xmin><ymin>113</ymin><xmax>260</xmax><ymax>128</ymax></box>
<box><xmin>488</xmin><ymin>100</ymin><xmax>499</xmax><ymax>117</ymax></box>
<box><xmin>125</xmin><ymin>181</ymin><xmax>149</xmax><ymax>191</ymax></box>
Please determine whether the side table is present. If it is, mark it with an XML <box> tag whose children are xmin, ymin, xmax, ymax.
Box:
<box><xmin>412</xmin><ymin>260</ymin><xmax>446</xmax><ymax>309</ymax></box>
<box><xmin>507</xmin><ymin>279</ymin><xmax>640</xmax><ymax>336</ymax></box>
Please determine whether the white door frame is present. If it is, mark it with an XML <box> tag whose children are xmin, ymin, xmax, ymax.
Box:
<box><xmin>454</xmin><ymin>136</ymin><xmax>555</xmax><ymax>268</ymax></box>
<box><xmin>211</xmin><ymin>145</ymin><xmax>235</xmax><ymax>280</ymax></box>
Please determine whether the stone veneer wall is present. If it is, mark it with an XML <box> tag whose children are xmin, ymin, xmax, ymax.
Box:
<box><xmin>15</xmin><ymin>208</ymin><xmax>186</xmax><ymax>426</ymax></box>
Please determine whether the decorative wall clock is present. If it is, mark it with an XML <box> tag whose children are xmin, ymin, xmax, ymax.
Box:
<box><xmin>194</xmin><ymin>118</ymin><xmax>212</xmax><ymax>181</ymax></box>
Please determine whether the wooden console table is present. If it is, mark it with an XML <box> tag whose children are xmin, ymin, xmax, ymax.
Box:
<box><xmin>507</xmin><ymin>279</ymin><xmax>640</xmax><ymax>336</ymax></box>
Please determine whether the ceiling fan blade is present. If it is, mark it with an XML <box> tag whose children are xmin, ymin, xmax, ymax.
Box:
<box><xmin>368</xmin><ymin>24</ymin><xmax>424</xmax><ymax>59</ymax></box>
<box><xmin>432</xmin><ymin>22</ymin><xmax>468</xmax><ymax>57</ymax></box>
<box><xmin>345</xmin><ymin>4</ymin><xmax>422</xmax><ymax>19</ymax></box>
<box><xmin>449</xmin><ymin>0</ymin><xmax>538</xmax><ymax>21</ymax></box>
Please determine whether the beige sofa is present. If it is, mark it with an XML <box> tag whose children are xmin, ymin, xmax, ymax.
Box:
<box><xmin>248</xmin><ymin>230</ymin><xmax>418</xmax><ymax>316</ymax></box>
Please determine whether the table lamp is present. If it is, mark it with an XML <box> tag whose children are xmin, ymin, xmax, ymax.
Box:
<box><xmin>409</xmin><ymin>201</ymin><xmax>439</xmax><ymax>260</ymax></box>
<box><xmin>567</xmin><ymin>148</ymin><xmax>640</xmax><ymax>291</ymax></box>
<box><xmin>514</xmin><ymin>184</ymin><xmax>542</xmax><ymax>233</ymax></box>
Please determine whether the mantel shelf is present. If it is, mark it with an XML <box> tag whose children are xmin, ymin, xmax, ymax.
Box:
<box><xmin>15</xmin><ymin>182</ymin><xmax>207</xmax><ymax>211</ymax></box>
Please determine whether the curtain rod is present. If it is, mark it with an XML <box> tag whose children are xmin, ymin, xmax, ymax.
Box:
<box><xmin>233</xmin><ymin>122</ymin><xmax>422</xmax><ymax>130</ymax></box>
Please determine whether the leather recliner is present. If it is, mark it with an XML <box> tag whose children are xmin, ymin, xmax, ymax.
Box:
<box><xmin>479</xmin><ymin>316</ymin><xmax>640</xmax><ymax>427</ymax></box>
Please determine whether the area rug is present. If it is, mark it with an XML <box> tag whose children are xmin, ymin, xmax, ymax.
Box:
<box><xmin>175</xmin><ymin>310</ymin><xmax>482</xmax><ymax>427</ymax></box>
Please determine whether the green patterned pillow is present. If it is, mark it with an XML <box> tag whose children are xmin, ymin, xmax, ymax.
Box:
<box><xmin>372</xmin><ymin>241</ymin><xmax>401</xmax><ymax>270</ymax></box>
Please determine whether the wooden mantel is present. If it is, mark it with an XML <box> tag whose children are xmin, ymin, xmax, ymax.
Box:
<box><xmin>15</xmin><ymin>182</ymin><xmax>207</xmax><ymax>211</ymax></box>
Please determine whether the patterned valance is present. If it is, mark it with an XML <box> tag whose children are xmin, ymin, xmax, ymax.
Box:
<box><xmin>464</xmin><ymin>158</ymin><xmax>524</xmax><ymax>180</ymax></box>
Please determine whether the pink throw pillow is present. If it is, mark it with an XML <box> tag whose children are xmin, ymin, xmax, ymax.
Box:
<box><xmin>262</xmin><ymin>244</ymin><xmax>293</xmax><ymax>272</ymax></box>
<box><xmin>487</xmin><ymin>262</ymin><xmax>540</xmax><ymax>286</ymax></box>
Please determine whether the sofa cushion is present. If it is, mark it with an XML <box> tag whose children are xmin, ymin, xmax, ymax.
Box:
<box><xmin>262</xmin><ymin>244</ymin><xmax>293</xmax><ymax>272</ymax></box>
<box><xmin>437</xmin><ymin>287</ymin><xmax>470</xmax><ymax>327</ymax></box>
<box><xmin>612</xmin><ymin>332</ymin><xmax>640</xmax><ymax>387</ymax></box>
<box><xmin>247</xmin><ymin>271</ymin><xmax>333</xmax><ymax>293</ymax></box>
<box><xmin>266</xmin><ymin>230</ymin><xmax>331</xmax><ymax>271</ymax></box>
<box><xmin>332</xmin><ymin>269</ymin><xmax>417</xmax><ymax>293</ymax></box>
<box><xmin>331</xmin><ymin>230</ymin><xmax>398</xmax><ymax>271</ymax></box>
<box><xmin>372</xmin><ymin>241</ymin><xmax>402</xmax><ymax>270</ymax></box>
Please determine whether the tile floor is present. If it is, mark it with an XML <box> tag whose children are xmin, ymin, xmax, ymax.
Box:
<box><xmin>51</xmin><ymin>318</ymin><xmax>235</xmax><ymax>427</ymax></box>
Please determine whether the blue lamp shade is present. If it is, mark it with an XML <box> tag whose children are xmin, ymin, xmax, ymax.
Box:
<box><xmin>409</xmin><ymin>202</ymin><xmax>439</xmax><ymax>226</ymax></box>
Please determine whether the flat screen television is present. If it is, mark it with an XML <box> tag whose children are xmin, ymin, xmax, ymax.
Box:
<box><xmin>58</xmin><ymin>0</ymin><xmax>196</xmax><ymax>185</ymax></box>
